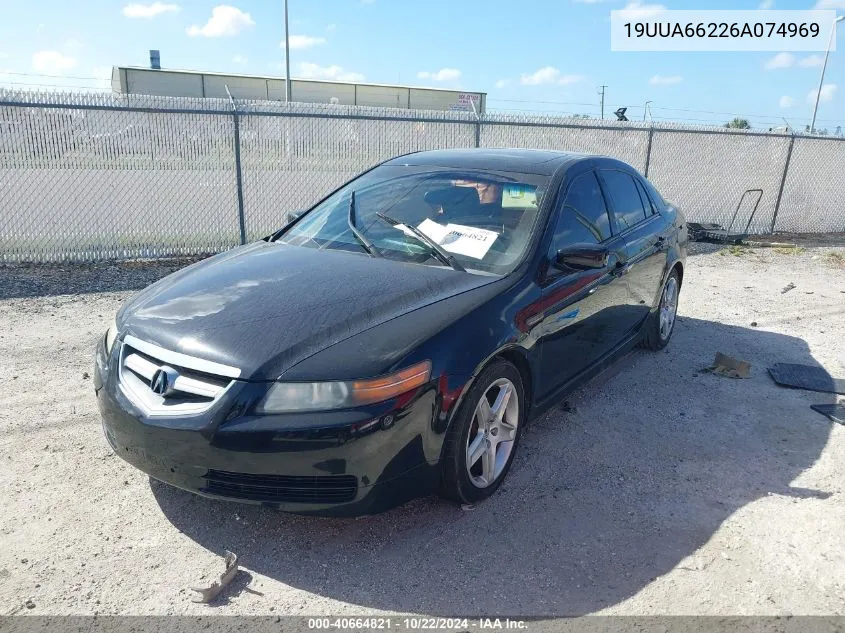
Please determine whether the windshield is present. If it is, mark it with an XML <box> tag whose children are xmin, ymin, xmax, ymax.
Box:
<box><xmin>277</xmin><ymin>165</ymin><xmax>551</xmax><ymax>275</ymax></box>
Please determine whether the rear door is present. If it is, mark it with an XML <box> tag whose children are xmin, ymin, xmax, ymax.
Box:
<box><xmin>597</xmin><ymin>168</ymin><xmax>667</xmax><ymax>329</ymax></box>
<box><xmin>535</xmin><ymin>169</ymin><xmax>633</xmax><ymax>399</ymax></box>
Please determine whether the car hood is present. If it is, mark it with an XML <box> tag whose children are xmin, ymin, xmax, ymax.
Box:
<box><xmin>119</xmin><ymin>242</ymin><xmax>497</xmax><ymax>380</ymax></box>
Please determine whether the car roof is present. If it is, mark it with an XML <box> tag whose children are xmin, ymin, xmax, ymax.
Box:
<box><xmin>382</xmin><ymin>148</ymin><xmax>594</xmax><ymax>176</ymax></box>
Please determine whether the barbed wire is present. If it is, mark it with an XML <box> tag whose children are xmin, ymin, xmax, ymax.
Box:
<box><xmin>0</xmin><ymin>72</ymin><xmax>840</xmax><ymax>128</ymax></box>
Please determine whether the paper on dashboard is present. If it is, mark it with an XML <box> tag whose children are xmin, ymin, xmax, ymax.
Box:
<box><xmin>416</xmin><ymin>218</ymin><xmax>499</xmax><ymax>260</ymax></box>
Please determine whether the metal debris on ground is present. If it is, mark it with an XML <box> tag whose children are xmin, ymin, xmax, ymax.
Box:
<box><xmin>810</xmin><ymin>404</ymin><xmax>845</xmax><ymax>425</ymax></box>
<box><xmin>768</xmin><ymin>363</ymin><xmax>845</xmax><ymax>395</ymax></box>
<box><xmin>781</xmin><ymin>283</ymin><xmax>796</xmax><ymax>294</ymax></box>
<box><xmin>190</xmin><ymin>551</ymin><xmax>239</xmax><ymax>603</ymax></box>
<box><xmin>704</xmin><ymin>352</ymin><xmax>752</xmax><ymax>379</ymax></box>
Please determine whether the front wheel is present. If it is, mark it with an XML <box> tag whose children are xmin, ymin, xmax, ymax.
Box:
<box><xmin>439</xmin><ymin>360</ymin><xmax>525</xmax><ymax>504</ymax></box>
<box><xmin>642</xmin><ymin>269</ymin><xmax>680</xmax><ymax>350</ymax></box>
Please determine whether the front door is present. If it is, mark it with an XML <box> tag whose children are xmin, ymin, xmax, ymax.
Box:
<box><xmin>535</xmin><ymin>170</ymin><xmax>639</xmax><ymax>401</ymax></box>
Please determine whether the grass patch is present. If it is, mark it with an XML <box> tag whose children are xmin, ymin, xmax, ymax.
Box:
<box><xmin>772</xmin><ymin>246</ymin><xmax>806</xmax><ymax>256</ymax></box>
<box><xmin>825</xmin><ymin>251</ymin><xmax>845</xmax><ymax>267</ymax></box>
<box><xmin>719</xmin><ymin>245</ymin><xmax>749</xmax><ymax>257</ymax></box>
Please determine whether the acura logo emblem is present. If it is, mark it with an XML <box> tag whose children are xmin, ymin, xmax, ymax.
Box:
<box><xmin>150</xmin><ymin>365</ymin><xmax>178</xmax><ymax>396</ymax></box>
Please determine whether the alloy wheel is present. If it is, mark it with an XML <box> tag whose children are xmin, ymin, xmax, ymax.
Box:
<box><xmin>659</xmin><ymin>276</ymin><xmax>679</xmax><ymax>341</ymax></box>
<box><xmin>465</xmin><ymin>378</ymin><xmax>520</xmax><ymax>488</ymax></box>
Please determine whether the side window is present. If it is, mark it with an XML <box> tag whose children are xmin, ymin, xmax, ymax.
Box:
<box><xmin>600</xmin><ymin>170</ymin><xmax>648</xmax><ymax>232</ymax></box>
<box><xmin>634</xmin><ymin>178</ymin><xmax>656</xmax><ymax>215</ymax></box>
<box><xmin>551</xmin><ymin>171</ymin><xmax>612</xmax><ymax>251</ymax></box>
<box><xmin>641</xmin><ymin>177</ymin><xmax>667</xmax><ymax>211</ymax></box>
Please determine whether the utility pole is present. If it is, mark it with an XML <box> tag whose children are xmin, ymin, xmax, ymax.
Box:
<box><xmin>284</xmin><ymin>0</ymin><xmax>292</xmax><ymax>102</ymax></box>
<box><xmin>810</xmin><ymin>15</ymin><xmax>843</xmax><ymax>133</ymax></box>
<box><xmin>598</xmin><ymin>85</ymin><xmax>607</xmax><ymax>120</ymax></box>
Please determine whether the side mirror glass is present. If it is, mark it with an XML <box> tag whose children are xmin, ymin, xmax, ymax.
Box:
<box><xmin>555</xmin><ymin>243</ymin><xmax>609</xmax><ymax>270</ymax></box>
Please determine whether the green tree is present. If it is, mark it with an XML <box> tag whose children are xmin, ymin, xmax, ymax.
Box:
<box><xmin>725</xmin><ymin>118</ymin><xmax>751</xmax><ymax>129</ymax></box>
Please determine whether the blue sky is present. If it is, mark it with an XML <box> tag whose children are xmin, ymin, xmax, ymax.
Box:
<box><xmin>0</xmin><ymin>0</ymin><xmax>843</xmax><ymax>130</ymax></box>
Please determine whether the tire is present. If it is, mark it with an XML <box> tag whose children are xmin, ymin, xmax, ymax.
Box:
<box><xmin>439</xmin><ymin>360</ymin><xmax>526</xmax><ymax>504</ymax></box>
<box><xmin>642</xmin><ymin>268</ymin><xmax>681</xmax><ymax>351</ymax></box>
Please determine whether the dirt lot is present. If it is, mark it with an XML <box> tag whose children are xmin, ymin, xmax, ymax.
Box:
<box><xmin>1</xmin><ymin>246</ymin><xmax>844</xmax><ymax>616</ymax></box>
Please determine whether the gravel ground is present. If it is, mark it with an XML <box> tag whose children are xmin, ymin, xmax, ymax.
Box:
<box><xmin>1</xmin><ymin>246</ymin><xmax>844</xmax><ymax>617</ymax></box>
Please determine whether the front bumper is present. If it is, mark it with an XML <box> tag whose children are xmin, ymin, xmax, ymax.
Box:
<box><xmin>94</xmin><ymin>339</ymin><xmax>443</xmax><ymax>516</ymax></box>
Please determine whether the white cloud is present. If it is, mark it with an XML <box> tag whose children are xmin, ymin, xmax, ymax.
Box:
<box><xmin>123</xmin><ymin>2</ymin><xmax>180</xmax><ymax>18</ymax></box>
<box><xmin>417</xmin><ymin>68</ymin><xmax>461</xmax><ymax>82</ymax></box>
<box><xmin>798</xmin><ymin>54</ymin><xmax>825</xmax><ymax>68</ymax></box>
<box><xmin>297</xmin><ymin>62</ymin><xmax>363</xmax><ymax>82</ymax></box>
<box><xmin>779</xmin><ymin>95</ymin><xmax>795</xmax><ymax>108</ymax></box>
<box><xmin>764</xmin><ymin>52</ymin><xmax>795</xmax><ymax>70</ymax></box>
<box><xmin>759</xmin><ymin>0</ymin><xmax>773</xmax><ymax>8</ymax></box>
<box><xmin>813</xmin><ymin>0</ymin><xmax>845</xmax><ymax>8</ymax></box>
<box><xmin>283</xmin><ymin>35</ymin><xmax>326</xmax><ymax>49</ymax></box>
<box><xmin>326</xmin><ymin>23</ymin><xmax>337</xmax><ymax>32</ymax></box>
<box><xmin>0</xmin><ymin>52</ymin><xmax>9</xmax><ymax>60</ymax></box>
<box><xmin>649</xmin><ymin>75</ymin><xmax>682</xmax><ymax>85</ymax></box>
<box><xmin>494</xmin><ymin>79</ymin><xmax>510</xmax><ymax>89</ymax></box>
<box><xmin>807</xmin><ymin>83</ymin><xmax>837</xmax><ymax>104</ymax></box>
<box><xmin>32</xmin><ymin>50</ymin><xmax>77</xmax><ymax>74</ymax></box>
<box><xmin>187</xmin><ymin>5</ymin><xmax>255</xmax><ymax>37</ymax></box>
<box><xmin>520</xmin><ymin>66</ymin><xmax>582</xmax><ymax>86</ymax></box>
<box><xmin>616</xmin><ymin>1</ymin><xmax>667</xmax><ymax>20</ymax></box>
<box><xmin>232</xmin><ymin>54</ymin><xmax>247</xmax><ymax>64</ymax></box>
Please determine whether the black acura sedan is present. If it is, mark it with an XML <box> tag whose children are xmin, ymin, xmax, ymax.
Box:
<box><xmin>94</xmin><ymin>149</ymin><xmax>686</xmax><ymax>515</ymax></box>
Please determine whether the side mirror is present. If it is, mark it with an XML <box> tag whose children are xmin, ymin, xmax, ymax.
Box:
<box><xmin>284</xmin><ymin>210</ymin><xmax>306</xmax><ymax>225</ymax></box>
<box><xmin>263</xmin><ymin>210</ymin><xmax>307</xmax><ymax>242</ymax></box>
<box><xmin>555</xmin><ymin>243</ymin><xmax>610</xmax><ymax>270</ymax></box>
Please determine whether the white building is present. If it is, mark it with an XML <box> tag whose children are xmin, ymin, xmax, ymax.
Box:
<box><xmin>111</xmin><ymin>66</ymin><xmax>486</xmax><ymax>113</ymax></box>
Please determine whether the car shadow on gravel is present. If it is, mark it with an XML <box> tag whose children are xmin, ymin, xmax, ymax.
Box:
<box><xmin>151</xmin><ymin>317</ymin><xmax>837</xmax><ymax>616</ymax></box>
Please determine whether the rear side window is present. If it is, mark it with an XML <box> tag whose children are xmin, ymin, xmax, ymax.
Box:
<box><xmin>641</xmin><ymin>178</ymin><xmax>667</xmax><ymax>211</ymax></box>
<box><xmin>634</xmin><ymin>179</ymin><xmax>657</xmax><ymax>215</ymax></box>
<box><xmin>551</xmin><ymin>171</ymin><xmax>612</xmax><ymax>250</ymax></box>
<box><xmin>600</xmin><ymin>170</ymin><xmax>648</xmax><ymax>232</ymax></box>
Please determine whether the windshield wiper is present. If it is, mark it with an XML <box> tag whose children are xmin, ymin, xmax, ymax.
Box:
<box><xmin>347</xmin><ymin>191</ymin><xmax>378</xmax><ymax>257</ymax></box>
<box><xmin>375</xmin><ymin>212</ymin><xmax>466</xmax><ymax>272</ymax></box>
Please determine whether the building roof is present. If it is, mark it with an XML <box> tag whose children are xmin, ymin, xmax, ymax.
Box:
<box><xmin>114</xmin><ymin>66</ymin><xmax>486</xmax><ymax>95</ymax></box>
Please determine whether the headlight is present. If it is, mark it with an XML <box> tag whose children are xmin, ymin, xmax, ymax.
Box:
<box><xmin>257</xmin><ymin>361</ymin><xmax>431</xmax><ymax>413</ymax></box>
<box><xmin>105</xmin><ymin>316</ymin><xmax>119</xmax><ymax>354</ymax></box>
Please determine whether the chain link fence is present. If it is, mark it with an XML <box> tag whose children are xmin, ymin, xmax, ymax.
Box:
<box><xmin>1</xmin><ymin>89</ymin><xmax>843</xmax><ymax>263</ymax></box>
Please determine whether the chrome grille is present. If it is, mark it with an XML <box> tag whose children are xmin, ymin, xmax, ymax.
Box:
<box><xmin>118</xmin><ymin>335</ymin><xmax>239</xmax><ymax>416</ymax></box>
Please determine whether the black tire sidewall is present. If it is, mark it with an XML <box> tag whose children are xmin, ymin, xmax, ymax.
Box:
<box><xmin>445</xmin><ymin>361</ymin><xmax>525</xmax><ymax>504</ymax></box>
